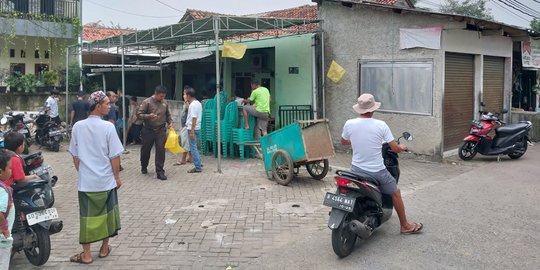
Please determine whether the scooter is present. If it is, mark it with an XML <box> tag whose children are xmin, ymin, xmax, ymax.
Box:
<box><xmin>11</xmin><ymin>151</ymin><xmax>62</xmax><ymax>266</ymax></box>
<box><xmin>1</xmin><ymin>110</ymin><xmax>35</xmax><ymax>154</ymax></box>
<box><xmin>34</xmin><ymin>108</ymin><xmax>65</xmax><ymax>152</ymax></box>
<box><xmin>323</xmin><ymin>132</ymin><xmax>412</xmax><ymax>258</ymax></box>
<box><xmin>458</xmin><ymin>103</ymin><xmax>532</xmax><ymax>161</ymax></box>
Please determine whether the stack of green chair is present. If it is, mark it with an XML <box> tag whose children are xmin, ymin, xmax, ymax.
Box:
<box><xmin>220</xmin><ymin>101</ymin><xmax>239</xmax><ymax>158</ymax></box>
<box><xmin>232</xmin><ymin>115</ymin><xmax>256</xmax><ymax>160</ymax></box>
<box><xmin>214</xmin><ymin>91</ymin><xmax>228</xmax><ymax>120</ymax></box>
<box><xmin>201</xmin><ymin>98</ymin><xmax>216</xmax><ymax>155</ymax></box>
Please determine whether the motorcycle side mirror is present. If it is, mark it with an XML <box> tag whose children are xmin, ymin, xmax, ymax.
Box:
<box><xmin>5</xmin><ymin>106</ymin><xmax>11</xmax><ymax>110</ymax></box>
<box><xmin>402</xmin><ymin>132</ymin><xmax>413</xmax><ymax>141</ymax></box>
<box><xmin>501</xmin><ymin>109</ymin><xmax>508</xmax><ymax>114</ymax></box>
<box><xmin>0</xmin><ymin>117</ymin><xmax>7</xmax><ymax>125</ymax></box>
<box><xmin>480</xmin><ymin>102</ymin><xmax>486</xmax><ymax>107</ymax></box>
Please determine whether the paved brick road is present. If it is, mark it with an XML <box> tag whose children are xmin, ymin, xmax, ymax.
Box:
<box><xmin>10</xmin><ymin>144</ymin><xmax>479</xmax><ymax>269</ymax></box>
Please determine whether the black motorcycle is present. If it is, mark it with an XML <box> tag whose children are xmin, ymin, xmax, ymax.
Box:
<box><xmin>34</xmin><ymin>109</ymin><xmax>64</xmax><ymax>152</ymax></box>
<box><xmin>11</xmin><ymin>151</ymin><xmax>62</xmax><ymax>266</ymax></box>
<box><xmin>1</xmin><ymin>111</ymin><xmax>34</xmax><ymax>154</ymax></box>
<box><xmin>323</xmin><ymin>132</ymin><xmax>412</xmax><ymax>257</ymax></box>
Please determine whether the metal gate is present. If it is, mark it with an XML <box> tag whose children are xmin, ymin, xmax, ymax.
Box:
<box><xmin>443</xmin><ymin>53</ymin><xmax>475</xmax><ymax>151</ymax></box>
<box><xmin>483</xmin><ymin>56</ymin><xmax>505</xmax><ymax>113</ymax></box>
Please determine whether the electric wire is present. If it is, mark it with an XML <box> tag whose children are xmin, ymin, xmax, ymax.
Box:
<box><xmin>490</xmin><ymin>0</ymin><xmax>532</xmax><ymax>23</ymax></box>
<box><xmin>86</xmin><ymin>0</ymin><xmax>179</xmax><ymax>19</ymax></box>
<box><xmin>505</xmin><ymin>0</ymin><xmax>540</xmax><ymax>18</ymax></box>
<box><xmin>496</xmin><ymin>0</ymin><xmax>540</xmax><ymax>19</ymax></box>
<box><xmin>154</xmin><ymin>0</ymin><xmax>184</xmax><ymax>13</ymax></box>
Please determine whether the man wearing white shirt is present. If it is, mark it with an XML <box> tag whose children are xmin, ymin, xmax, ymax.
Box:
<box><xmin>184</xmin><ymin>87</ymin><xmax>203</xmax><ymax>173</ymax></box>
<box><xmin>45</xmin><ymin>89</ymin><xmax>61</xmax><ymax>124</ymax></box>
<box><xmin>68</xmin><ymin>90</ymin><xmax>124</xmax><ymax>264</ymax></box>
<box><xmin>341</xmin><ymin>93</ymin><xmax>423</xmax><ymax>235</ymax></box>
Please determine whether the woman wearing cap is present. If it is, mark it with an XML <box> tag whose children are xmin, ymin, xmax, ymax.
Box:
<box><xmin>341</xmin><ymin>93</ymin><xmax>423</xmax><ymax>235</ymax></box>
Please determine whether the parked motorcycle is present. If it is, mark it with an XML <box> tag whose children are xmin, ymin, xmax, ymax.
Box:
<box><xmin>1</xmin><ymin>109</ymin><xmax>35</xmax><ymax>154</ymax></box>
<box><xmin>11</xmin><ymin>151</ymin><xmax>62</xmax><ymax>266</ymax></box>
<box><xmin>459</xmin><ymin>103</ymin><xmax>532</xmax><ymax>161</ymax></box>
<box><xmin>34</xmin><ymin>108</ymin><xmax>65</xmax><ymax>152</ymax></box>
<box><xmin>323</xmin><ymin>132</ymin><xmax>412</xmax><ymax>258</ymax></box>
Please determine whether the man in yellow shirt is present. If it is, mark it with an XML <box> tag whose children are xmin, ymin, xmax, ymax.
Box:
<box><xmin>243</xmin><ymin>79</ymin><xmax>271</xmax><ymax>139</ymax></box>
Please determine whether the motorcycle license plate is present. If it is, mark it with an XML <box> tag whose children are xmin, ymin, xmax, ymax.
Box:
<box><xmin>323</xmin><ymin>193</ymin><xmax>355</xmax><ymax>212</ymax></box>
<box><xmin>26</xmin><ymin>208</ymin><xmax>58</xmax><ymax>226</ymax></box>
<box><xmin>49</xmin><ymin>130</ymin><xmax>63</xmax><ymax>136</ymax></box>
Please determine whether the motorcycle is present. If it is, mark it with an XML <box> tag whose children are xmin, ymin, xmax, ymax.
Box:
<box><xmin>1</xmin><ymin>109</ymin><xmax>35</xmax><ymax>154</ymax></box>
<box><xmin>323</xmin><ymin>132</ymin><xmax>412</xmax><ymax>258</ymax></box>
<box><xmin>11</xmin><ymin>151</ymin><xmax>62</xmax><ymax>266</ymax></box>
<box><xmin>458</xmin><ymin>103</ymin><xmax>532</xmax><ymax>161</ymax></box>
<box><xmin>34</xmin><ymin>108</ymin><xmax>65</xmax><ymax>152</ymax></box>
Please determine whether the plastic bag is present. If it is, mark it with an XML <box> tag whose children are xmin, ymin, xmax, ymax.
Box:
<box><xmin>165</xmin><ymin>128</ymin><xmax>185</xmax><ymax>154</ymax></box>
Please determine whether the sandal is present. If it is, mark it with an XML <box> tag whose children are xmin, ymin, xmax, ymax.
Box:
<box><xmin>70</xmin><ymin>252</ymin><xmax>93</xmax><ymax>264</ymax></box>
<box><xmin>98</xmin><ymin>245</ymin><xmax>112</xmax><ymax>258</ymax></box>
<box><xmin>187</xmin><ymin>168</ymin><xmax>202</xmax><ymax>173</ymax></box>
<box><xmin>173</xmin><ymin>162</ymin><xmax>186</xmax><ymax>166</ymax></box>
<box><xmin>401</xmin><ymin>223</ymin><xmax>424</xmax><ymax>235</ymax></box>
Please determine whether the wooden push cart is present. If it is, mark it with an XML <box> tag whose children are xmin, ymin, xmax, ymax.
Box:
<box><xmin>258</xmin><ymin>119</ymin><xmax>335</xmax><ymax>186</ymax></box>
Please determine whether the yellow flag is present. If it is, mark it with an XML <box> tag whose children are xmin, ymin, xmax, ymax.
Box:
<box><xmin>327</xmin><ymin>60</ymin><xmax>346</xmax><ymax>83</ymax></box>
<box><xmin>222</xmin><ymin>41</ymin><xmax>247</xmax><ymax>59</ymax></box>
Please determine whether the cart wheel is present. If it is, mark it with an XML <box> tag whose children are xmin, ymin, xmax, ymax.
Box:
<box><xmin>306</xmin><ymin>159</ymin><xmax>329</xmax><ymax>180</ymax></box>
<box><xmin>271</xmin><ymin>150</ymin><xmax>294</xmax><ymax>186</ymax></box>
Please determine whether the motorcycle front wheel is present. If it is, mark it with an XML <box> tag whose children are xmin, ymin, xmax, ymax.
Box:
<box><xmin>331</xmin><ymin>213</ymin><xmax>357</xmax><ymax>258</ymax></box>
<box><xmin>51</xmin><ymin>141</ymin><xmax>60</xmax><ymax>152</ymax></box>
<box><xmin>459</xmin><ymin>141</ymin><xmax>478</xmax><ymax>161</ymax></box>
<box><xmin>24</xmin><ymin>226</ymin><xmax>51</xmax><ymax>266</ymax></box>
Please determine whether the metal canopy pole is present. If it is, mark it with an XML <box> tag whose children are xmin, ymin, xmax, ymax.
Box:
<box><xmin>159</xmin><ymin>49</ymin><xmax>163</xmax><ymax>85</ymax></box>
<box><xmin>65</xmin><ymin>47</ymin><xmax>69</xmax><ymax>124</ymax></box>
<box><xmin>214</xmin><ymin>16</ymin><xmax>222</xmax><ymax>173</ymax></box>
<box><xmin>121</xmin><ymin>35</ymin><xmax>127</xmax><ymax>148</ymax></box>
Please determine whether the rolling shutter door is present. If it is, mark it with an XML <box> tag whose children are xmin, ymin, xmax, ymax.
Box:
<box><xmin>483</xmin><ymin>56</ymin><xmax>505</xmax><ymax>113</ymax></box>
<box><xmin>443</xmin><ymin>53</ymin><xmax>474</xmax><ymax>151</ymax></box>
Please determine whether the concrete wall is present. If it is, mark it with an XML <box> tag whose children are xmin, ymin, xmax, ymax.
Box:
<box><xmin>320</xmin><ymin>3</ymin><xmax>445</xmax><ymax>155</ymax></box>
<box><xmin>320</xmin><ymin>2</ymin><xmax>514</xmax><ymax>157</ymax></box>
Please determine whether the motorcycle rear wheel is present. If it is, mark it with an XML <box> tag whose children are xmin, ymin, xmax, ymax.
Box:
<box><xmin>508</xmin><ymin>137</ymin><xmax>528</xmax><ymax>159</ymax></box>
<box><xmin>459</xmin><ymin>141</ymin><xmax>477</xmax><ymax>161</ymax></box>
<box><xmin>24</xmin><ymin>226</ymin><xmax>51</xmax><ymax>266</ymax></box>
<box><xmin>331</xmin><ymin>213</ymin><xmax>357</xmax><ymax>258</ymax></box>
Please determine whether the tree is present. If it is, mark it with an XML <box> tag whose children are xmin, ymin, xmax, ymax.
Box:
<box><xmin>440</xmin><ymin>0</ymin><xmax>493</xmax><ymax>20</ymax></box>
<box><xmin>531</xmin><ymin>18</ymin><xmax>540</xmax><ymax>32</ymax></box>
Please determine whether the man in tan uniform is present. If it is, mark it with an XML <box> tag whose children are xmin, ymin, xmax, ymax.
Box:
<box><xmin>137</xmin><ymin>86</ymin><xmax>172</xmax><ymax>180</ymax></box>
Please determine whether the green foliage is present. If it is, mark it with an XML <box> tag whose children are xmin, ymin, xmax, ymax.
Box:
<box><xmin>42</xmin><ymin>70</ymin><xmax>58</xmax><ymax>86</ymax></box>
<box><xmin>6</xmin><ymin>72</ymin><xmax>43</xmax><ymax>93</ymax></box>
<box><xmin>531</xmin><ymin>18</ymin><xmax>540</xmax><ymax>32</ymax></box>
<box><xmin>440</xmin><ymin>0</ymin><xmax>493</xmax><ymax>20</ymax></box>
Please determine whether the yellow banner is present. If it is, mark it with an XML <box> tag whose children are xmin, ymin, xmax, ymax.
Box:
<box><xmin>222</xmin><ymin>41</ymin><xmax>247</xmax><ymax>59</ymax></box>
<box><xmin>327</xmin><ymin>60</ymin><xmax>346</xmax><ymax>83</ymax></box>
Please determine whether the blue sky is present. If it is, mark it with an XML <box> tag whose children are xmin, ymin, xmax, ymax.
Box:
<box><xmin>83</xmin><ymin>0</ymin><xmax>537</xmax><ymax>30</ymax></box>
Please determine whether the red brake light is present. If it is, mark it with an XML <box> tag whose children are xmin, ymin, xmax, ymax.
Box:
<box><xmin>335</xmin><ymin>177</ymin><xmax>351</xmax><ymax>187</ymax></box>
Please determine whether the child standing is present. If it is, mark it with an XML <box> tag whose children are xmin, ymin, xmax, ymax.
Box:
<box><xmin>0</xmin><ymin>149</ymin><xmax>14</xmax><ymax>270</ymax></box>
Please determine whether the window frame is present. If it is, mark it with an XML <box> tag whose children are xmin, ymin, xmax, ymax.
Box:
<box><xmin>358</xmin><ymin>59</ymin><xmax>434</xmax><ymax>116</ymax></box>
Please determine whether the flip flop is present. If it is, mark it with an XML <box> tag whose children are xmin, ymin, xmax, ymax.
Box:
<box><xmin>401</xmin><ymin>223</ymin><xmax>424</xmax><ymax>235</ymax></box>
<box><xmin>98</xmin><ymin>246</ymin><xmax>112</xmax><ymax>258</ymax></box>
<box><xmin>173</xmin><ymin>162</ymin><xmax>186</xmax><ymax>166</ymax></box>
<box><xmin>70</xmin><ymin>252</ymin><xmax>93</xmax><ymax>264</ymax></box>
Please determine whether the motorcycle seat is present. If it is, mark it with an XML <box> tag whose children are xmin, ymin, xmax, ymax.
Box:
<box><xmin>336</xmin><ymin>170</ymin><xmax>380</xmax><ymax>185</ymax></box>
<box><xmin>496</xmin><ymin>122</ymin><xmax>529</xmax><ymax>134</ymax></box>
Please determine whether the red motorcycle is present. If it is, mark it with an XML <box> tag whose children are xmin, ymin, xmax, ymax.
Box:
<box><xmin>459</xmin><ymin>104</ymin><xmax>532</xmax><ymax>161</ymax></box>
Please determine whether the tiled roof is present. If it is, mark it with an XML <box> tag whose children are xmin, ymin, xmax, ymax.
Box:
<box><xmin>179</xmin><ymin>5</ymin><xmax>317</xmax><ymax>22</ymax></box>
<box><xmin>249</xmin><ymin>5</ymin><xmax>317</xmax><ymax>19</ymax></box>
<box><xmin>83</xmin><ymin>24</ymin><xmax>135</xmax><ymax>42</ymax></box>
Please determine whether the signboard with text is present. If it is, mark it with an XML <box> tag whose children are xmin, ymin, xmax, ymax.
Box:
<box><xmin>522</xmin><ymin>39</ymin><xmax>540</xmax><ymax>69</ymax></box>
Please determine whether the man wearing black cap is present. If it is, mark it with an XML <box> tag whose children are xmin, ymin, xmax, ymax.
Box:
<box><xmin>70</xmin><ymin>92</ymin><xmax>90</xmax><ymax>126</ymax></box>
<box><xmin>46</xmin><ymin>89</ymin><xmax>61</xmax><ymax>124</ymax></box>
